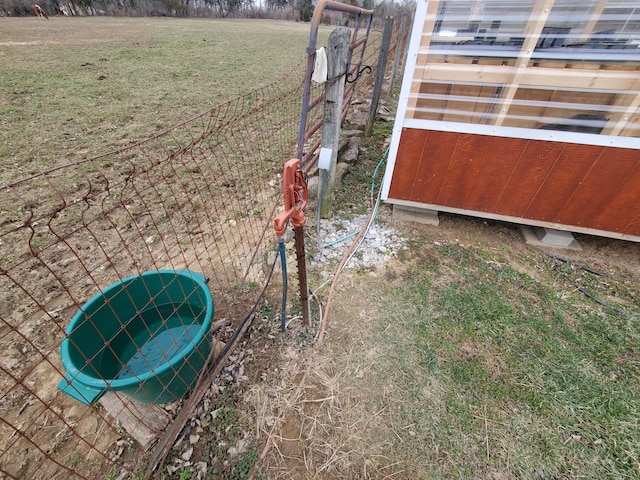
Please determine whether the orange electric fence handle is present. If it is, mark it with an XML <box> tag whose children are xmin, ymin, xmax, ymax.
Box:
<box><xmin>274</xmin><ymin>159</ymin><xmax>308</xmax><ymax>237</ymax></box>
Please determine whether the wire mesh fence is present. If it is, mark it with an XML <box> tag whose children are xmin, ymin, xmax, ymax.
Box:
<box><xmin>0</xmin><ymin>15</ymin><xmax>409</xmax><ymax>479</ymax></box>
<box><xmin>0</xmin><ymin>63</ymin><xmax>303</xmax><ymax>478</ymax></box>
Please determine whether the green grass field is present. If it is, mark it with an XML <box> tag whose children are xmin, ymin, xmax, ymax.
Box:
<box><xmin>0</xmin><ymin>17</ymin><xmax>325</xmax><ymax>183</ymax></box>
<box><xmin>315</xmin><ymin>129</ymin><xmax>640</xmax><ymax>479</ymax></box>
<box><xmin>384</xmin><ymin>244</ymin><xmax>639</xmax><ymax>478</ymax></box>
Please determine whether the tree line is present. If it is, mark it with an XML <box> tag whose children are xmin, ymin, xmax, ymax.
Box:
<box><xmin>3</xmin><ymin>0</ymin><xmax>414</xmax><ymax>23</ymax></box>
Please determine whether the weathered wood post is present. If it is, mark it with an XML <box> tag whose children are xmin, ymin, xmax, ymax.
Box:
<box><xmin>388</xmin><ymin>14</ymin><xmax>407</xmax><ymax>96</ymax></box>
<box><xmin>319</xmin><ymin>27</ymin><xmax>351</xmax><ymax>219</ymax></box>
<box><xmin>365</xmin><ymin>16</ymin><xmax>394</xmax><ymax>137</ymax></box>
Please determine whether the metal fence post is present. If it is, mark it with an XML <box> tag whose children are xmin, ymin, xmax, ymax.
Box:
<box><xmin>365</xmin><ymin>15</ymin><xmax>394</xmax><ymax>137</ymax></box>
<box><xmin>388</xmin><ymin>14</ymin><xmax>407</xmax><ymax>96</ymax></box>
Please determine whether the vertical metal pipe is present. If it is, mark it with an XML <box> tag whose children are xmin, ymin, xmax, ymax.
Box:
<box><xmin>297</xmin><ymin>0</ymin><xmax>328</xmax><ymax>165</ymax></box>
<box><xmin>293</xmin><ymin>0</ymin><xmax>374</xmax><ymax>327</ymax></box>
<box><xmin>293</xmin><ymin>226</ymin><xmax>310</xmax><ymax>326</ymax></box>
<box><xmin>278</xmin><ymin>238</ymin><xmax>288</xmax><ymax>332</ymax></box>
<box><xmin>297</xmin><ymin>47</ymin><xmax>316</xmax><ymax>164</ymax></box>
<box><xmin>365</xmin><ymin>16</ymin><xmax>394</xmax><ymax>137</ymax></box>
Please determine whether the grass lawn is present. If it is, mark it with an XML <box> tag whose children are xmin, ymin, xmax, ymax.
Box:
<box><xmin>267</xmin><ymin>225</ymin><xmax>640</xmax><ymax>479</ymax></box>
<box><xmin>380</xmin><ymin>241</ymin><xmax>640</xmax><ymax>478</ymax></box>
<box><xmin>246</xmin><ymin>123</ymin><xmax>640</xmax><ymax>479</ymax></box>
<box><xmin>0</xmin><ymin>17</ymin><xmax>323</xmax><ymax>183</ymax></box>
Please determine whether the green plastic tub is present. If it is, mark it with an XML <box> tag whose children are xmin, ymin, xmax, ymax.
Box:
<box><xmin>58</xmin><ymin>270</ymin><xmax>214</xmax><ymax>405</ymax></box>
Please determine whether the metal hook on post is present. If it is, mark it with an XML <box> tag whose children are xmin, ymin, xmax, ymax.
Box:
<box><xmin>273</xmin><ymin>159</ymin><xmax>311</xmax><ymax>329</ymax></box>
<box><xmin>346</xmin><ymin>65</ymin><xmax>372</xmax><ymax>84</ymax></box>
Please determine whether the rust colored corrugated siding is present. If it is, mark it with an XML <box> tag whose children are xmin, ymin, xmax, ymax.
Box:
<box><xmin>388</xmin><ymin>128</ymin><xmax>640</xmax><ymax>236</ymax></box>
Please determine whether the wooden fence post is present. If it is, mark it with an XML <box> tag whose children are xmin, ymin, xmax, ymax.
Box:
<box><xmin>319</xmin><ymin>27</ymin><xmax>351</xmax><ymax>219</ymax></box>
<box><xmin>388</xmin><ymin>14</ymin><xmax>407</xmax><ymax>96</ymax></box>
<box><xmin>365</xmin><ymin>15</ymin><xmax>394</xmax><ymax>137</ymax></box>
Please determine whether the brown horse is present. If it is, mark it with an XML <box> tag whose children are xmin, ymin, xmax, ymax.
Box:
<box><xmin>32</xmin><ymin>4</ymin><xmax>49</xmax><ymax>19</ymax></box>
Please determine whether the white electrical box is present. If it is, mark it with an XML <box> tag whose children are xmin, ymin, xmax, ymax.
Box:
<box><xmin>318</xmin><ymin>147</ymin><xmax>333</xmax><ymax>170</ymax></box>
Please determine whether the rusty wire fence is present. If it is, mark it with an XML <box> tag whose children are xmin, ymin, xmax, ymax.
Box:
<box><xmin>0</xmin><ymin>15</ymin><xmax>410</xmax><ymax>480</ymax></box>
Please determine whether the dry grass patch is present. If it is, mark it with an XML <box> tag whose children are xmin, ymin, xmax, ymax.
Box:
<box><xmin>244</xmin><ymin>212</ymin><xmax>640</xmax><ymax>480</ymax></box>
<box><xmin>245</xmin><ymin>275</ymin><xmax>413</xmax><ymax>479</ymax></box>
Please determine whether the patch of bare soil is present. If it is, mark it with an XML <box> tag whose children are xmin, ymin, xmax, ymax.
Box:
<box><xmin>0</xmin><ymin>41</ymin><xmax>60</xmax><ymax>46</ymax></box>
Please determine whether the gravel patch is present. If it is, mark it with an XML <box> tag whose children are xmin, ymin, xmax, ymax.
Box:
<box><xmin>310</xmin><ymin>207</ymin><xmax>406</xmax><ymax>270</ymax></box>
